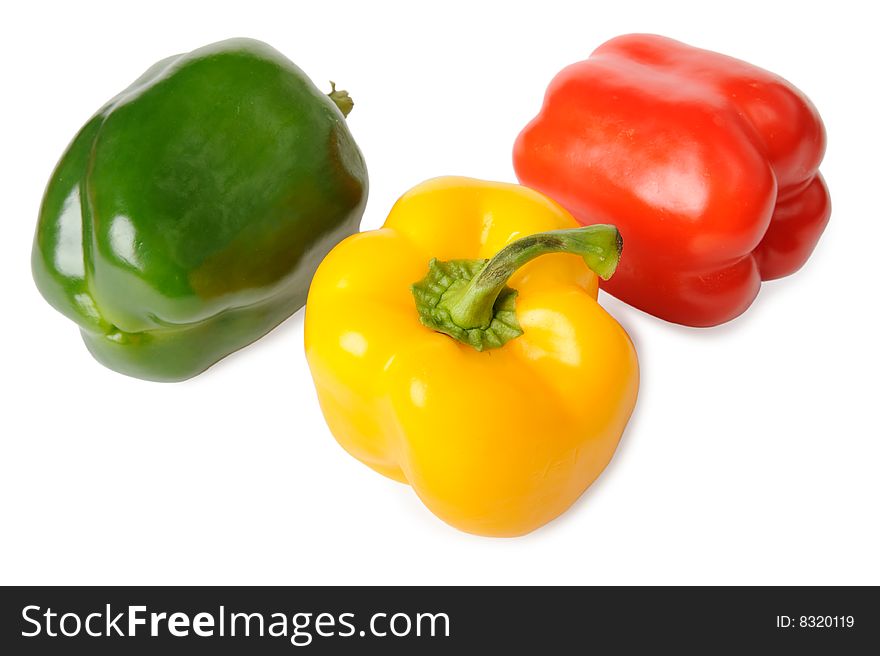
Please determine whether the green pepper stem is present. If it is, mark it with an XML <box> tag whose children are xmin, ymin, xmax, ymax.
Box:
<box><xmin>442</xmin><ymin>225</ymin><xmax>623</xmax><ymax>330</ymax></box>
<box><xmin>328</xmin><ymin>81</ymin><xmax>354</xmax><ymax>117</ymax></box>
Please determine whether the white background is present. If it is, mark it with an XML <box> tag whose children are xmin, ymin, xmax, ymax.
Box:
<box><xmin>1</xmin><ymin>0</ymin><xmax>877</xmax><ymax>585</ymax></box>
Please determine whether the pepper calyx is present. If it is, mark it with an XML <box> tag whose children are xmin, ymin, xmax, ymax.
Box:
<box><xmin>411</xmin><ymin>225</ymin><xmax>623</xmax><ymax>352</ymax></box>
<box><xmin>411</xmin><ymin>258</ymin><xmax>522</xmax><ymax>351</ymax></box>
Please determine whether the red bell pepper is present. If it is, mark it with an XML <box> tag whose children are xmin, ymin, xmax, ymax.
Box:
<box><xmin>514</xmin><ymin>34</ymin><xmax>830</xmax><ymax>326</ymax></box>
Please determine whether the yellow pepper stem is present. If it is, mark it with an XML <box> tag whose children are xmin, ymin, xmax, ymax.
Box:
<box><xmin>412</xmin><ymin>225</ymin><xmax>622</xmax><ymax>351</ymax></box>
<box><xmin>447</xmin><ymin>225</ymin><xmax>622</xmax><ymax>329</ymax></box>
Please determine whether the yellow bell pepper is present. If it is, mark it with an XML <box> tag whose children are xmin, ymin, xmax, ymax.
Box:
<box><xmin>304</xmin><ymin>177</ymin><xmax>639</xmax><ymax>537</ymax></box>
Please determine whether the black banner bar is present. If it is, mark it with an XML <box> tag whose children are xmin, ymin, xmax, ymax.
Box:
<box><xmin>1</xmin><ymin>586</ymin><xmax>876</xmax><ymax>654</ymax></box>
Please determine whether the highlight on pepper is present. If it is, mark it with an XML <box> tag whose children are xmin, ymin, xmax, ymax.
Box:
<box><xmin>304</xmin><ymin>177</ymin><xmax>639</xmax><ymax>537</ymax></box>
<box><xmin>514</xmin><ymin>33</ymin><xmax>830</xmax><ymax>327</ymax></box>
<box><xmin>32</xmin><ymin>38</ymin><xmax>368</xmax><ymax>381</ymax></box>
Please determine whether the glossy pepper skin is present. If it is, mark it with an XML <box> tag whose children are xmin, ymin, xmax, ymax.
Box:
<box><xmin>514</xmin><ymin>34</ymin><xmax>830</xmax><ymax>327</ymax></box>
<box><xmin>305</xmin><ymin>177</ymin><xmax>639</xmax><ymax>537</ymax></box>
<box><xmin>32</xmin><ymin>38</ymin><xmax>367</xmax><ymax>381</ymax></box>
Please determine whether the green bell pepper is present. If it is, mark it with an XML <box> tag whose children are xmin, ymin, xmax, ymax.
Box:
<box><xmin>32</xmin><ymin>38</ymin><xmax>368</xmax><ymax>381</ymax></box>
